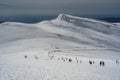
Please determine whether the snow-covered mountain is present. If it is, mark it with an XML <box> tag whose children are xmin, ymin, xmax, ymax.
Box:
<box><xmin>0</xmin><ymin>14</ymin><xmax>120</xmax><ymax>80</ymax></box>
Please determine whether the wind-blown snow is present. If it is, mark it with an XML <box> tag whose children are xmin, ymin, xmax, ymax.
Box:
<box><xmin>0</xmin><ymin>14</ymin><xmax>120</xmax><ymax>80</ymax></box>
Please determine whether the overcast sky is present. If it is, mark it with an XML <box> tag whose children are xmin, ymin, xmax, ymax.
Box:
<box><xmin>0</xmin><ymin>0</ymin><xmax>120</xmax><ymax>16</ymax></box>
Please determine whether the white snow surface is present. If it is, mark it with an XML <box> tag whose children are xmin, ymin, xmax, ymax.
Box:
<box><xmin>0</xmin><ymin>14</ymin><xmax>120</xmax><ymax>80</ymax></box>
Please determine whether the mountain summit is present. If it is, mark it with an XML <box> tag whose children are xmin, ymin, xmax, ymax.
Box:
<box><xmin>38</xmin><ymin>14</ymin><xmax>120</xmax><ymax>49</ymax></box>
<box><xmin>53</xmin><ymin>14</ymin><xmax>114</xmax><ymax>27</ymax></box>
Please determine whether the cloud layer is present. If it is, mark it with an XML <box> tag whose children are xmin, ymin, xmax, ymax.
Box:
<box><xmin>0</xmin><ymin>0</ymin><xmax>120</xmax><ymax>16</ymax></box>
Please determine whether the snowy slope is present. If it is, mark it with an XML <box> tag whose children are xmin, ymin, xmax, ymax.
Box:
<box><xmin>0</xmin><ymin>14</ymin><xmax>120</xmax><ymax>80</ymax></box>
<box><xmin>113</xmin><ymin>23</ymin><xmax>120</xmax><ymax>27</ymax></box>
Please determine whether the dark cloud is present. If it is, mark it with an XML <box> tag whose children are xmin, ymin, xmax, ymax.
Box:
<box><xmin>0</xmin><ymin>3</ymin><xmax>16</xmax><ymax>9</ymax></box>
<box><xmin>0</xmin><ymin>0</ymin><xmax>120</xmax><ymax>16</ymax></box>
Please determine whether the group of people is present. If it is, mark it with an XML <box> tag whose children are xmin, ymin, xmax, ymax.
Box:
<box><xmin>89</xmin><ymin>60</ymin><xmax>105</xmax><ymax>66</ymax></box>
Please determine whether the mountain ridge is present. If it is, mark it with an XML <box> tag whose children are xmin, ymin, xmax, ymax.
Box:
<box><xmin>0</xmin><ymin>14</ymin><xmax>120</xmax><ymax>50</ymax></box>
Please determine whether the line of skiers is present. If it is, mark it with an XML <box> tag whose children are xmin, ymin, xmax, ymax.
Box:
<box><xmin>24</xmin><ymin>55</ymin><xmax>119</xmax><ymax>66</ymax></box>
